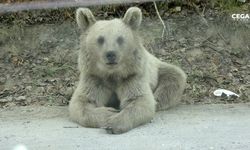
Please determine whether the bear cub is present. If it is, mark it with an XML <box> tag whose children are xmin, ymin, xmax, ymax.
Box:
<box><xmin>69</xmin><ymin>7</ymin><xmax>187</xmax><ymax>134</ymax></box>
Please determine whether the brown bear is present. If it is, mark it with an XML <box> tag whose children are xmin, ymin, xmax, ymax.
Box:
<box><xmin>69</xmin><ymin>7</ymin><xmax>186</xmax><ymax>134</ymax></box>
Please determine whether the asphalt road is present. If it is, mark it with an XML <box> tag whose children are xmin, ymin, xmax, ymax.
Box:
<box><xmin>1</xmin><ymin>104</ymin><xmax>250</xmax><ymax>150</ymax></box>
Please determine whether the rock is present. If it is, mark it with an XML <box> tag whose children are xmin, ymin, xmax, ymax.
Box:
<box><xmin>231</xmin><ymin>67</ymin><xmax>238</xmax><ymax>72</ymax></box>
<box><xmin>25</xmin><ymin>86</ymin><xmax>32</xmax><ymax>91</ymax></box>
<box><xmin>164</xmin><ymin>12</ymin><xmax>170</xmax><ymax>17</ymax></box>
<box><xmin>175</xmin><ymin>6</ymin><xmax>181</xmax><ymax>12</ymax></box>
<box><xmin>187</xmin><ymin>48</ymin><xmax>203</xmax><ymax>58</ymax></box>
<box><xmin>217</xmin><ymin>39</ymin><xmax>224</xmax><ymax>47</ymax></box>
<box><xmin>50</xmin><ymin>79</ymin><xmax>57</xmax><ymax>82</ymax></box>
<box><xmin>0</xmin><ymin>99</ymin><xmax>8</xmax><ymax>103</ymax></box>
<box><xmin>46</xmin><ymin>86</ymin><xmax>55</xmax><ymax>93</ymax></box>
<box><xmin>65</xmin><ymin>78</ymin><xmax>71</xmax><ymax>81</ymax></box>
<box><xmin>241</xmin><ymin>66</ymin><xmax>247</xmax><ymax>70</ymax></box>
<box><xmin>178</xmin><ymin>38</ymin><xmax>187</xmax><ymax>44</ymax></box>
<box><xmin>16</xmin><ymin>96</ymin><xmax>26</xmax><ymax>101</ymax></box>
<box><xmin>25</xmin><ymin>97</ymin><xmax>32</xmax><ymax>104</ymax></box>
<box><xmin>227</xmin><ymin>73</ymin><xmax>233</xmax><ymax>78</ymax></box>
<box><xmin>234</xmin><ymin>59</ymin><xmax>244</xmax><ymax>65</ymax></box>
<box><xmin>0</xmin><ymin>77</ymin><xmax>6</xmax><ymax>84</ymax></box>
<box><xmin>0</xmin><ymin>97</ymin><xmax>13</xmax><ymax>103</ymax></box>
<box><xmin>157</xmin><ymin>49</ymin><xmax>168</xmax><ymax>55</ymax></box>
<box><xmin>64</xmin><ymin>87</ymin><xmax>74</xmax><ymax>100</ymax></box>
<box><xmin>170</xmin><ymin>41</ymin><xmax>177</xmax><ymax>49</ymax></box>
<box><xmin>36</xmin><ymin>87</ymin><xmax>45</xmax><ymax>94</ymax></box>
<box><xmin>180</xmin><ymin>48</ymin><xmax>186</xmax><ymax>53</ymax></box>
<box><xmin>43</xmin><ymin>57</ymin><xmax>49</xmax><ymax>62</ymax></box>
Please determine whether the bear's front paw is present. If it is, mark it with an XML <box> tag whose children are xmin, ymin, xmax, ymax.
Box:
<box><xmin>90</xmin><ymin>107</ymin><xmax>119</xmax><ymax>128</ymax></box>
<box><xmin>105</xmin><ymin>114</ymin><xmax>132</xmax><ymax>134</ymax></box>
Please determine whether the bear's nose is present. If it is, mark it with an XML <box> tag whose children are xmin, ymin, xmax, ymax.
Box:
<box><xmin>106</xmin><ymin>51</ymin><xmax>116</xmax><ymax>63</ymax></box>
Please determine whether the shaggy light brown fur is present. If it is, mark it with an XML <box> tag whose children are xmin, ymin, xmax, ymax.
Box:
<box><xmin>69</xmin><ymin>7</ymin><xmax>187</xmax><ymax>134</ymax></box>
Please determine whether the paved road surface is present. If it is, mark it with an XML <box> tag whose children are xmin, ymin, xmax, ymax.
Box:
<box><xmin>1</xmin><ymin>104</ymin><xmax>250</xmax><ymax>150</ymax></box>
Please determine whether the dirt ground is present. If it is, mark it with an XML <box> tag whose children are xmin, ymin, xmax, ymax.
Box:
<box><xmin>0</xmin><ymin>8</ymin><xmax>249</xmax><ymax>108</ymax></box>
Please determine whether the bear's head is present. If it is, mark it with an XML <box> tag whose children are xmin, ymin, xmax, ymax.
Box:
<box><xmin>76</xmin><ymin>7</ymin><xmax>144</xmax><ymax>77</ymax></box>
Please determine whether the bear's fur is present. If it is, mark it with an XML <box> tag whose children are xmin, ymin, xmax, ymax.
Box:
<box><xmin>69</xmin><ymin>7</ymin><xmax>187</xmax><ymax>134</ymax></box>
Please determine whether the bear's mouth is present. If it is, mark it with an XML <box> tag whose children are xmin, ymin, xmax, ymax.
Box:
<box><xmin>106</xmin><ymin>62</ymin><xmax>118</xmax><ymax>66</ymax></box>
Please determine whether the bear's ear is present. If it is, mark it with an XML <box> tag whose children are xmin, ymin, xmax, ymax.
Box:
<box><xmin>123</xmin><ymin>7</ymin><xmax>142</xmax><ymax>30</ymax></box>
<box><xmin>76</xmin><ymin>8</ymin><xmax>96</xmax><ymax>31</ymax></box>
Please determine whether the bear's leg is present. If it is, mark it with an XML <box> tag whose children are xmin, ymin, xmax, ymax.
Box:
<box><xmin>69</xmin><ymin>90</ymin><xmax>118</xmax><ymax>128</ymax></box>
<box><xmin>154</xmin><ymin>63</ymin><xmax>186</xmax><ymax>111</ymax></box>
<box><xmin>106</xmin><ymin>93</ymin><xmax>155</xmax><ymax>134</ymax></box>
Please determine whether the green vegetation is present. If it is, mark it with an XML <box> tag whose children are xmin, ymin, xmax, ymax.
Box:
<box><xmin>0</xmin><ymin>0</ymin><xmax>248</xmax><ymax>25</ymax></box>
<box><xmin>212</xmin><ymin>0</ymin><xmax>248</xmax><ymax>12</ymax></box>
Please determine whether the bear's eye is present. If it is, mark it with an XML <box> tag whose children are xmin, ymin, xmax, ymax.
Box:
<box><xmin>97</xmin><ymin>36</ymin><xmax>105</xmax><ymax>45</ymax></box>
<box><xmin>117</xmin><ymin>36</ymin><xmax>124</xmax><ymax>45</ymax></box>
